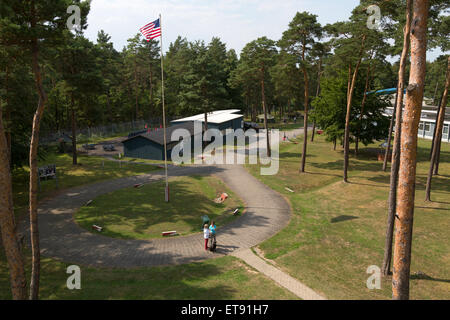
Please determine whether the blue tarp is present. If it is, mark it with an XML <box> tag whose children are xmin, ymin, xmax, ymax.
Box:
<box><xmin>366</xmin><ymin>88</ymin><xmax>406</xmax><ymax>95</ymax></box>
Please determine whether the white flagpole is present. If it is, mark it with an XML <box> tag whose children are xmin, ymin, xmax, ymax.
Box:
<box><xmin>159</xmin><ymin>13</ymin><xmax>169</xmax><ymax>202</ymax></box>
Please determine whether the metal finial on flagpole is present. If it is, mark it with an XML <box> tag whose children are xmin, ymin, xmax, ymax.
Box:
<box><xmin>160</xmin><ymin>13</ymin><xmax>169</xmax><ymax>202</ymax></box>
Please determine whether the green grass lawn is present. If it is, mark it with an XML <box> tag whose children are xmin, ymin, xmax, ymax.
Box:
<box><xmin>3</xmin><ymin>149</ymin><xmax>296</xmax><ymax>300</ymax></box>
<box><xmin>268</xmin><ymin>121</ymin><xmax>305</xmax><ymax>131</ymax></box>
<box><xmin>111</xmin><ymin>154</ymin><xmax>175</xmax><ymax>166</ymax></box>
<box><xmin>12</xmin><ymin>152</ymin><xmax>158</xmax><ymax>219</ymax></box>
<box><xmin>0</xmin><ymin>249</ymin><xmax>297</xmax><ymax>300</ymax></box>
<box><xmin>246</xmin><ymin>135</ymin><xmax>450</xmax><ymax>300</ymax></box>
<box><xmin>75</xmin><ymin>175</ymin><xmax>243</xmax><ymax>239</ymax></box>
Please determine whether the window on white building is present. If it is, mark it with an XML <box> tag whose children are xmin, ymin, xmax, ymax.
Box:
<box><xmin>419</xmin><ymin>122</ymin><xmax>424</xmax><ymax>131</ymax></box>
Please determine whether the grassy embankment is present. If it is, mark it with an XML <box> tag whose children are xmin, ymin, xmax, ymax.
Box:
<box><xmin>246</xmin><ymin>134</ymin><xmax>449</xmax><ymax>299</ymax></box>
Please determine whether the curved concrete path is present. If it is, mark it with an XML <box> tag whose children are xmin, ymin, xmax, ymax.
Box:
<box><xmin>23</xmin><ymin>164</ymin><xmax>291</xmax><ymax>268</ymax></box>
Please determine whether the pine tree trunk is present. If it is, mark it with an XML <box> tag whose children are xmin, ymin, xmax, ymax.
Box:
<box><xmin>425</xmin><ymin>56</ymin><xmax>449</xmax><ymax>201</ymax></box>
<box><xmin>392</xmin><ymin>0</ymin><xmax>429</xmax><ymax>300</ymax></box>
<box><xmin>383</xmin><ymin>86</ymin><xmax>399</xmax><ymax>172</ymax></box>
<box><xmin>0</xmin><ymin>99</ymin><xmax>27</xmax><ymax>300</ymax></box>
<box><xmin>382</xmin><ymin>0</ymin><xmax>412</xmax><ymax>278</ymax></box>
<box><xmin>29</xmin><ymin>32</ymin><xmax>48</xmax><ymax>300</ymax></box>
<box><xmin>261</xmin><ymin>74</ymin><xmax>271</xmax><ymax>157</ymax></box>
<box><xmin>301</xmin><ymin>68</ymin><xmax>309</xmax><ymax>172</ymax></box>
<box><xmin>356</xmin><ymin>63</ymin><xmax>371</xmax><ymax>156</ymax></box>
<box><xmin>428</xmin><ymin>95</ymin><xmax>441</xmax><ymax>161</ymax></box>
<box><xmin>311</xmin><ymin>61</ymin><xmax>322</xmax><ymax>143</ymax></box>
<box><xmin>300</xmin><ymin>42</ymin><xmax>309</xmax><ymax>172</ymax></box>
<box><xmin>434</xmin><ymin>138</ymin><xmax>441</xmax><ymax>175</ymax></box>
<box><xmin>5</xmin><ymin>66</ymin><xmax>12</xmax><ymax>164</ymax></box>
<box><xmin>71</xmin><ymin>93</ymin><xmax>77</xmax><ymax>165</ymax></box>
<box><xmin>343</xmin><ymin>35</ymin><xmax>366</xmax><ymax>182</ymax></box>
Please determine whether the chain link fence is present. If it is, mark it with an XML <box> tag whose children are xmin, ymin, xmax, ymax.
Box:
<box><xmin>41</xmin><ymin>118</ymin><xmax>171</xmax><ymax>144</ymax></box>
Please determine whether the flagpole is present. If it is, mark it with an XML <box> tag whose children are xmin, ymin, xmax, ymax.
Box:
<box><xmin>159</xmin><ymin>13</ymin><xmax>169</xmax><ymax>202</ymax></box>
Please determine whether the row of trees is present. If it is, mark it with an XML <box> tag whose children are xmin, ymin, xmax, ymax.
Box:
<box><xmin>0</xmin><ymin>0</ymin><xmax>448</xmax><ymax>299</ymax></box>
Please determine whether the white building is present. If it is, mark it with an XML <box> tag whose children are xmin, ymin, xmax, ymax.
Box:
<box><xmin>383</xmin><ymin>95</ymin><xmax>449</xmax><ymax>143</ymax></box>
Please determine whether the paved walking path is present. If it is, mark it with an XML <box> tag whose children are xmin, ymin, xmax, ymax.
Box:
<box><xmin>21</xmin><ymin>164</ymin><xmax>291</xmax><ymax>268</ymax></box>
<box><xmin>232</xmin><ymin>249</ymin><xmax>326</xmax><ymax>300</ymax></box>
<box><xmin>19</xmin><ymin>127</ymin><xmax>326</xmax><ymax>299</ymax></box>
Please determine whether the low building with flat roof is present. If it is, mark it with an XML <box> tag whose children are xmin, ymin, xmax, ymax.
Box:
<box><xmin>122</xmin><ymin>122</ymin><xmax>200</xmax><ymax>160</ymax></box>
<box><xmin>171</xmin><ymin>109</ymin><xmax>244</xmax><ymax>132</ymax></box>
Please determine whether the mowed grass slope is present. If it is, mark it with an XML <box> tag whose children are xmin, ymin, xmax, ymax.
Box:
<box><xmin>12</xmin><ymin>152</ymin><xmax>158</xmax><ymax>218</ymax></box>
<box><xmin>246</xmin><ymin>134</ymin><xmax>450</xmax><ymax>299</ymax></box>
<box><xmin>3</xmin><ymin>150</ymin><xmax>296</xmax><ymax>300</ymax></box>
<box><xmin>0</xmin><ymin>249</ymin><xmax>297</xmax><ymax>300</ymax></box>
<box><xmin>75</xmin><ymin>175</ymin><xmax>243</xmax><ymax>239</ymax></box>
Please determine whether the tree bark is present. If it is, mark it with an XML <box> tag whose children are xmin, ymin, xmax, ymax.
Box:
<box><xmin>383</xmin><ymin>86</ymin><xmax>399</xmax><ymax>172</ymax></box>
<box><xmin>29</xmin><ymin>26</ymin><xmax>48</xmax><ymax>300</ymax></box>
<box><xmin>0</xmin><ymin>99</ymin><xmax>27</xmax><ymax>300</ymax></box>
<box><xmin>300</xmin><ymin>41</ymin><xmax>309</xmax><ymax>172</ymax></box>
<box><xmin>425</xmin><ymin>56</ymin><xmax>449</xmax><ymax>201</ymax></box>
<box><xmin>382</xmin><ymin>1</ymin><xmax>412</xmax><ymax>277</ymax></box>
<box><xmin>343</xmin><ymin>35</ymin><xmax>366</xmax><ymax>182</ymax></box>
<box><xmin>434</xmin><ymin>137</ymin><xmax>441</xmax><ymax>175</ymax></box>
<box><xmin>71</xmin><ymin>92</ymin><xmax>77</xmax><ymax>165</ymax></box>
<box><xmin>356</xmin><ymin>63</ymin><xmax>372</xmax><ymax>155</ymax></box>
<box><xmin>311</xmin><ymin>61</ymin><xmax>322</xmax><ymax>143</ymax></box>
<box><xmin>261</xmin><ymin>74</ymin><xmax>271</xmax><ymax>157</ymax></box>
<box><xmin>5</xmin><ymin>66</ymin><xmax>12</xmax><ymax>164</ymax></box>
<box><xmin>392</xmin><ymin>0</ymin><xmax>429</xmax><ymax>300</ymax></box>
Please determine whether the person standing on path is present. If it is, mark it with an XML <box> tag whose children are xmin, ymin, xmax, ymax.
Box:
<box><xmin>203</xmin><ymin>224</ymin><xmax>210</xmax><ymax>250</ymax></box>
<box><xmin>209</xmin><ymin>221</ymin><xmax>217</xmax><ymax>247</ymax></box>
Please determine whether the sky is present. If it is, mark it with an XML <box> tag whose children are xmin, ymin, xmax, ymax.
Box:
<box><xmin>84</xmin><ymin>0</ymin><xmax>444</xmax><ymax>61</ymax></box>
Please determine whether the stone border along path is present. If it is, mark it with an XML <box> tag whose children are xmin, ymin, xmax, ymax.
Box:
<box><xmin>232</xmin><ymin>249</ymin><xmax>326</xmax><ymax>300</ymax></box>
<box><xmin>21</xmin><ymin>127</ymin><xmax>325</xmax><ymax>299</ymax></box>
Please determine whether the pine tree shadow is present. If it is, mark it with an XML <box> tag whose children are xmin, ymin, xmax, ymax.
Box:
<box><xmin>410</xmin><ymin>272</ymin><xmax>450</xmax><ymax>284</ymax></box>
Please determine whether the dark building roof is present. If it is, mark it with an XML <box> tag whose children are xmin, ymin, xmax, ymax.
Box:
<box><xmin>122</xmin><ymin>122</ymin><xmax>197</xmax><ymax>146</ymax></box>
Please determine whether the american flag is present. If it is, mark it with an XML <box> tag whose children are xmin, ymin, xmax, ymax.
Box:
<box><xmin>139</xmin><ymin>18</ymin><xmax>161</xmax><ymax>41</ymax></box>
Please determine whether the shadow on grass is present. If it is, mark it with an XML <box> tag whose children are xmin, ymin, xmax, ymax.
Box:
<box><xmin>0</xmin><ymin>247</ymin><xmax>245</xmax><ymax>299</ymax></box>
<box><xmin>410</xmin><ymin>272</ymin><xmax>450</xmax><ymax>284</ymax></box>
<box><xmin>368</xmin><ymin>174</ymin><xmax>450</xmax><ymax>193</ymax></box>
<box><xmin>330</xmin><ymin>215</ymin><xmax>359</xmax><ymax>223</ymax></box>
<box><xmin>416</xmin><ymin>146</ymin><xmax>450</xmax><ymax>163</ymax></box>
<box><xmin>309</xmin><ymin>158</ymin><xmax>385</xmax><ymax>173</ymax></box>
<box><xmin>415</xmin><ymin>206</ymin><xmax>450</xmax><ymax>211</ymax></box>
<box><xmin>346</xmin><ymin>181</ymin><xmax>389</xmax><ymax>189</ymax></box>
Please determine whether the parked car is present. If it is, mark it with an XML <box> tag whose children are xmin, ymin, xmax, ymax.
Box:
<box><xmin>103</xmin><ymin>144</ymin><xmax>116</xmax><ymax>151</ymax></box>
<box><xmin>82</xmin><ymin>144</ymin><xmax>96</xmax><ymax>150</ymax></box>
<box><xmin>244</xmin><ymin>121</ymin><xmax>260</xmax><ymax>132</ymax></box>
